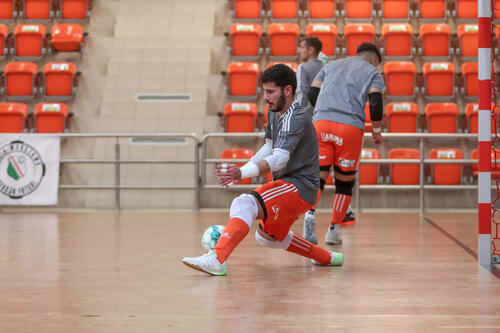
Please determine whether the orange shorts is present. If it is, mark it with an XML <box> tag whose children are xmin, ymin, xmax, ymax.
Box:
<box><xmin>314</xmin><ymin>120</ymin><xmax>364</xmax><ymax>173</ymax></box>
<box><xmin>253</xmin><ymin>179</ymin><xmax>312</xmax><ymax>241</ymax></box>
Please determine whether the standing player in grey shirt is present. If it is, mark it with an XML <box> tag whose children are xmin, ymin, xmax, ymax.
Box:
<box><xmin>304</xmin><ymin>43</ymin><xmax>384</xmax><ymax>246</ymax></box>
<box><xmin>182</xmin><ymin>64</ymin><xmax>343</xmax><ymax>276</ymax></box>
<box><xmin>296</xmin><ymin>36</ymin><xmax>324</xmax><ymax>116</ymax></box>
<box><xmin>297</xmin><ymin>37</ymin><xmax>358</xmax><ymax>242</ymax></box>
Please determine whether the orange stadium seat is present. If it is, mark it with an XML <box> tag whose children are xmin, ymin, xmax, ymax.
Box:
<box><xmin>263</xmin><ymin>103</ymin><xmax>269</xmax><ymax>129</ymax></box>
<box><xmin>4</xmin><ymin>62</ymin><xmax>38</xmax><ymax>101</ymax></box>
<box><xmin>455</xmin><ymin>0</ymin><xmax>477</xmax><ymax>19</ymax></box>
<box><xmin>13</xmin><ymin>24</ymin><xmax>47</xmax><ymax>60</ymax></box>
<box><xmin>59</xmin><ymin>0</ymin><xmax>90</xmax><ymax>20</ymax></box>
<box><xmin>381</xmin><ymin>23</ymin><xmax>414</xmax><ymax>57</ymax></box>
<box><xmin>496</xmin><ymin>0</ymin><xmax>500</xmax><ymax>18</ymax></box>
<box><xmin>267</xmin><ymin>0</ymin><xmax>300</xmax><ymax>20</ymax></box>
<box><xmin>266</xmin><ymin>61</ymin><xmax>298</xmax><ymax>71</ymax></box>
<box><xmin>223</xmin><ymin>102</ymin><xmax>258</xmax><ymax>132</ymax></box>
<box><xmin>471</xmin><ymin>149</ymin><xmax>500</xmax><ymax>179</ymax></box>
<box><xmin>23</xmin><ymin>0</ymin><xmax>53</xmax><ymax>20</ymax></box>
<box><xmin>229</xmin><ymin>23</ymin><xmax>262</xmax><ymax>57</ymax></box>
<box><xmin>422</xmin><ymin>62</ymin><xmax>455</xmax><ymax>97</ymax></box>
<box><xmin>359</xmin><ymin>148</ymin><xmax>381</xmax><ymax>185</ymax></box>
<box><xmin>364</xmin><ymin>103</ymin><xmax>372</xmax><ymax>132</ymax></box>
<box><xmin>305</xmin><ymin>0</ymin><xmax>336</xmax><ymax>19</ymax></box>
<box><xmin>305</xmin><ymin>23</ymin><xmax>338</xmax><ymax>57</ymax></box>
<box><xmin>0</xmin><ymin>0</ymin><xmax>16</xmax><ymax>21</ymax></box>
<box><xmin>429</xmin><ymin>148</ymin><xmax>463</xmax><ymax>185</ymax></box>
<box><xmin>465</xmin><ymin>102</ymin><xmax>499</xmax><ymax>134</ymax></box>
<box><xmin>343</xmin><ymin>0</ymin><xmax>374</xmax><ymax>19</ymax></box>
<box><xmin>470</xmin><ymin>149</ymin><xmax>500</xmax><ymax>179</ymax></box>
<box><xmin>0</xmin><ymin>102</ymin><xmax>28</xmax><ymax>132</ymax></box>
<box><xmin>267</xmin><ymin>23</ymin><xmax>300</xmax><ymax>57</ymax></box>
<box><xmin>389</xmin><ymin>148</ymin><xmax>420</xmax><ymax>185</ymax></box>
<box><xmin>34</xmin><ymin>102</ymin><xmax>69</xmax><ymax>133</ymax></box>
<box><xmin>343</xmin><ymin>24</ymin><xmax>376</xmax><ymax>56</ymax></box>
<box><xmin>231</xmin><ymin>0</ymin><xmax>263</xmax><ymax>20</ymax></box>
<box><xmin>461</xmin><ymin>62</ymin><xmax>478</xmax><ymax>98</ymax></box>
<box><xmin>419</xmin><ymin>23</ymin><xmax>452</xmax><ymax>58</ymax></box>
<box><xmin>221</xmin><ymin>148</ymin><xmax>255</xmax><ymax>185</ymax></box>
<box><xmin>42</xmin><ymin>62</ymin><xmax>78</xmax><ymax>101</ymax></box>
<box><xmin>457</xmin><ymin>24</ymin><xmax>478</xmax><ymax>58</ymax></box>
<box><xmin>380</xmin><ymin>0</ymin><xmax>412</xmax><ymax>19</ymax></box>
<box><xmin>385</xmin><ymin>102</ymin><xmax>419</xmax><ymax>133</ymax></box>
<box><xmin>50</xmin><ymin>23</ymin><xmax>85</xmax><ymax>52</ymax></box>
<box><xmin>0</xmin><ymin>24</ymin><xmax>8</xmax><ymax>58</ymax></box>
<box><xmin>416</xmin><ymin>0</ymin><xmax>447</xmax><ymax>19</ymax></box>
<box><xmin>383</xmin><ymin>61</ymin><xmax>417</xmax><ymax>97</ymax></box>
<box><xmin>425</xmin><ymin>102</ymin><xmax>459</xmax><ymax>133</ymax></box>
<box><xmin>226</xmin><ymin>62</ymin><xmax>260</xmax><ymax>97</ymax></box>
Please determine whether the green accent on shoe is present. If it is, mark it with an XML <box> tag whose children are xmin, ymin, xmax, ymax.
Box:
<box><xmin>209</xmin><ymin>263</ymin><xmax>227</xmax><ymax>276</ymax></box>
<box><xmin>331</xmin><ymin>253</ymin><xmax>344</xmax><ymax>266</ymax></box>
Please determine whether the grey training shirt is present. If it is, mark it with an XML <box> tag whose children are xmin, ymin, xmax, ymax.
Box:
<box><xmin>312</xmin><ymin>57</ymin><xmax>384</xmax><ymax>130</ymax></box>
<box><xmin>296</xmin><ymin>58</ymin><xmax>324</xmax><ymax>117</ymax></box>
<box><xmin>265</xmin><ymin>102</ymin><xmax>320</xmax><ymax>205</ymax></box>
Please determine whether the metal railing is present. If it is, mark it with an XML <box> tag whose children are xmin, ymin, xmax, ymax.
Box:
<box><xmin>2</xmin><ymin>132</ymin><xmax>493</xmax><ymax>211</ymax></box>
<box><xmin>201</xmin><ymin>132</ymin><xmax>491</xmax><ymax>212</ymax></box>
<box><xmin>54</xmin><ymin>133</ymin><xmax>200</xmax><ymax>211</ymax></box>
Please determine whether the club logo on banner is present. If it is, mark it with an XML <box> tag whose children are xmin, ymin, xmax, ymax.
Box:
<box><xmin>0</xmin><ymin>135</ymin><xmax>60</xmax><ymax>205</ymax></box>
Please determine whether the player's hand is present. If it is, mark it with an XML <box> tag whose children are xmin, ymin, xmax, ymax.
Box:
<box><xmin>215</xmin><ymin>163</ymin><xmax>242</xmax><ymax>188</ymax></box>
<box><xmin>372</xmin><ymin>131</ymin><xmax>382</xmax><ymax>145</ymax></box>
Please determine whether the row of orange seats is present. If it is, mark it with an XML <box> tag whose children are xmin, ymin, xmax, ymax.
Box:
<box><xmin>229</xmin><ymin>0</ymin><xmax>494</xmax><ymax>20</ymax></box>
<box><xmin>384</xmin><ymin>61</ymin><xmax>478</xmax><ymax>98</ymax></box>
<box><xmin>220</xmin><ymin>146</ymin><xmax>494</xmax><ymax>185</ymax></box>
<box><xmin>0</xmin><ymin>102</ymin><xmax>70</xmax><ymax>133</ymax></box>
<box><xmin>222</xmin><ymin>101</ymin><xmax>497</xmax><ymax>133</ymax></box>
<box><xmin>0</xmin><ymin>61</ymin><xmax>79</xmax><ymax>101</ymax></box>
<box><xmin>359</xmin><ymin>147</ymin><xmax>495</xmax><ymax>185</ymax></box>
<box><xmin>228</xmin><ymin>22</ymin><xmax>482</xmax><ymax>58</ymax></box>
<box><xmin>223</xmin><ymin>61</ymin><xmax>479</xmax><ymax>98</ymax></box>
<box><xmin>0</xmin><ymin>23</ymin><xmax>85</xmax><ymax>60</ymax></box>
<box><xmin>0</xmin><ymin>0</ymin><xmax>92</xmax><ymax>21</ymax></box>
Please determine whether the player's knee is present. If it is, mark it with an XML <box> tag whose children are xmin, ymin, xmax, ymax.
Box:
<box><xmin>229</xmin><ymin>194</ymin><xmax>258</xmax><ymax>228</ymax></box>
<box><xmin>255</xmin><ymin>230</ymin><xmax>293</xmax><ymax>250</ymax></box>
<box><xmin>334</xmin><ymin>178</ymin><xmax>354</xmax><ymax>196</ymax></box>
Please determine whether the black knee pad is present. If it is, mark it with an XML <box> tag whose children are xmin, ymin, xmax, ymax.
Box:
<box><xmin>319</xmin><ymin>178</ymin><xmax>326</xmax><ymax>192</ymax></box>
<box><xmin>334</xmin><ymin>178</ymin><xmax>354</xmax><ymax>196</ymax></box>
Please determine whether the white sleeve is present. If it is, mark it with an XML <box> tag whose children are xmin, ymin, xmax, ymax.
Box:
<box><xmin>264</xmin><ymin>148</ymin><xmax>290</xmax><ymax>172</ymax></box>
<box><xmin>250</xmin><ymin>139</ymin><xmax>273</xmax><ymax>163</ymax></box>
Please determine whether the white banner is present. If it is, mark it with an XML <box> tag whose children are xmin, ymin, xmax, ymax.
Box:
<box><xmin>0</xmin><ymin>135</ymin><xmax>60</xmax><ymax>205</ymax></box>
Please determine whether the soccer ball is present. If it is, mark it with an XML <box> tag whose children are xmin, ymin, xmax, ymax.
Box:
<box><xmin>201</xmin><ymin>225</ymin><xmax>225</xmax><ymax>250</ymax></box>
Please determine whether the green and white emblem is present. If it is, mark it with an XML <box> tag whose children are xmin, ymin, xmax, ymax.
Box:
<box><xmin>0</xmin><ymin>140</ymin><xmax>45</xmax><ymax>199</ymax></box>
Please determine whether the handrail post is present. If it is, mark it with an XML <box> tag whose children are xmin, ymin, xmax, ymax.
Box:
<box><xmin>195</xmin><ymin>136</ymin><xmax>200</xmax><ymax>210</ymax></box>
<box><xmin>201</xmin><ymin>136</ymin><xmax>207</xmax><ymax>186</ymax></box>
<box><xmin>419</xmin><ymin>137</ymin><xmax>424</xmax><ymax>214</ymax></box>
<box><xmin>115</xmin><ymin>138</ymin><xmax>121</xmax><ymax>212</ymax></box>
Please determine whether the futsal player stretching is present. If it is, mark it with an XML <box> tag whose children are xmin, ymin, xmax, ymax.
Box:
<box><xmin>182</xmin><ymin>64</ymin><xmax>343</xmax><ymax>276</ymax></box>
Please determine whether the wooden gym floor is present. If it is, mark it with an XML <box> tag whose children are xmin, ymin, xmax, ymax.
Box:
<box><xmin>1</xmin><ymin>210</ymin><xmax>500</xmax><ymax>332</ymax></box>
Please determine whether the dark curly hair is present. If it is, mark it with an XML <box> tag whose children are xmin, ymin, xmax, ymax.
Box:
<box><xmin>261</xmin><ymin>64</ymin><xmax>297</xmax><ymax>94</ymax></box>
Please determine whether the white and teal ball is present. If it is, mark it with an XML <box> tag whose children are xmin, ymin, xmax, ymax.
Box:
<box><xmin>201</xmin><ymin>225</ymin><xmax>225</xmax><ymax>250</ymax></box>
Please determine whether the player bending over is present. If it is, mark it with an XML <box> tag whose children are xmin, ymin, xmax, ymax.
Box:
<box><xmin>182</xmin><ymin>64</ymin><xmax>343</xmax><ymax>276</ymax></box>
